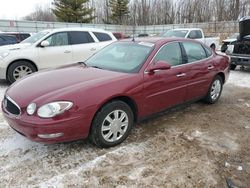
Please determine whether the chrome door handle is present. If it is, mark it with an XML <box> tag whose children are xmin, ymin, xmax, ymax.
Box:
<box><xmin>176</xmin><ymin>73</ymin><xmax>186</xmax><ymax>77</ymax></box>
<box><xmin>64</xmin><ymin>50</ymin><xmax>71</xmax><ymax>53</ymax></box>
<box><xmin>90</xmin><ymin>48</ymin><xmax>96</xmax><ymax>51</ymax></box>
<box><xmin>208</xmin><ymin>65</ymin><xmax>214</xmax><ymax>70</ymax></box>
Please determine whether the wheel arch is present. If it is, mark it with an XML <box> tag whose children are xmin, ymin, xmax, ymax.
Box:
<box><xmin>217</xmin><ymin>72</ymin><xmax>225</xmax><ymax>84</ymax></box>
<box><xmin>6</xmin><ymin>59</ymin><xmax>38</xmax><ymax>79</ymax></box>
<box><xmin>90</xmin><ymin>95</ymin><xmax>139</xmax><ymax>134</ymax></box>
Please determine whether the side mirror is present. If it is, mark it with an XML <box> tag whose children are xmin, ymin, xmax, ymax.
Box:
<box><xmin>40</xmin><ymin>40</ymin><xmax>50</xmax><ymax>47</ymax></box>
<box><xmin>146</xmin><ymin>61</ymin><xmax>171</xmax><ymax>74</ymax></box>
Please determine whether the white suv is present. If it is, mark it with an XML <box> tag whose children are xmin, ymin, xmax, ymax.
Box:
<box><xmin>0</xmin><ymin>28</ymin><xmax>117</xmax><ymax>83</ymax></box>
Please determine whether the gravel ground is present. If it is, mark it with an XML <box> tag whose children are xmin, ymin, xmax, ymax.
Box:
<box><xmin>0</xmin><ymin>68</ymin><xmax>250</xmax><ymax>188</ymax></box>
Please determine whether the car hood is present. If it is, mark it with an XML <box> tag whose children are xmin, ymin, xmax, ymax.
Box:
<box><xmin>6</xmin><ymin>64</ymin><xmax>131</xmax><ymax>106</ymax></box>
<box><xmin>0</xmin><ymin>43</ymin><xmax>32</xmax><ymax>52</ymax></box>
<box><xmin>222</xmin><ymin>38</ymin><xmax>237</xmax><ymax>43</ymax></box>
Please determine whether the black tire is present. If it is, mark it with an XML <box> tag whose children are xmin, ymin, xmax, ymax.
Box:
<box><xmin>7</xmin><ymin>61</ymin><xmax>37</xmax><ymax>83</ymax></box>
<box><xmin>204</xmin><ymin>76</ymin><xmax>223</xmax><ymax>104</ymax></box>
<box><xmin>230</xmin><ymin>64</ymin><xmax>237</xmax><ymax>70</ymax></box>
<box><xmin>90</xmin><ymin>101</ymin><xmax>134</xmax><ymax>148</ymax></box>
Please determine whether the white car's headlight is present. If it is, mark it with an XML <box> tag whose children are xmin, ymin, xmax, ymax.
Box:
<box><xmin>37</xmin><ymin>101</ymin><xmax>73</xmax><ymax>118</ymax></box>
<box><xmin>0</xmin><ymin>52</ymin><xmax>10</xmax><ymax>59</ymax></box>
<box><xmin>27</xmin><ymin>103</ymin><xmax>36</xmax><ymax>115</ymax></box>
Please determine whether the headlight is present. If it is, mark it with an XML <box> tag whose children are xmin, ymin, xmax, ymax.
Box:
<box><xmin>27</xmin><ymin>103</ymin><xmax>36</xmax><ymax>115</ymax></box>
<box><xmin>0</xmin><ymin>52</ymin><xmax>10</xmax><ymax>59</ymax></box>
<box><xmin>37</xmin><ymin>101</ymin><xmax>73</xmax><ymax>118</ymax></box>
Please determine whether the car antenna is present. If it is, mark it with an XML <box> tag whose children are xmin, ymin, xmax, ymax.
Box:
<box><xmin>132</xmin><ymin>16</ymin><xmax>136</xmax><ymax>42</ymax></box>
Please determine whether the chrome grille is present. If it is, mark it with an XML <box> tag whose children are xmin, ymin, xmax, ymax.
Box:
<box><xmin>4</xmin><ymin>95</ymin><xmax>21</xmax><ymax>116</ymax></box>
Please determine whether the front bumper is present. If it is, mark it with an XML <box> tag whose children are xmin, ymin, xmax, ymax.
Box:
<box><xmin>2</xmin><ymin>109</ymin><xmax>91</xmax><ymax>143</ymax></box>
<box><xmin>0</xmin><ymin>65</ymin><xmax>6</xmax><ymax>80</ymax></box>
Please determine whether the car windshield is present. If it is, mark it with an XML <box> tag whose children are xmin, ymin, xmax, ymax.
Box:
<box><xmin>21</xmin><ymin>31</ymin><xmax>49</xmax><ymax>44</ymax></box>
<box><xmin>163</xmin><ymin>30</ymin><xmax>188</xmax><ymax>38</ymax></box>
<box><xmin>85</xmin><ymin>42</ymin><xmax>154</xmax><ymax>73</ymax></box>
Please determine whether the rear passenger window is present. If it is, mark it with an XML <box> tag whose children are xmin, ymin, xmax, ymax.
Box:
<box><xmin>153</xmin><ymin>42</ymin><xmax>182</xmax><ymax>66</ymax></box>
<box><xmin>93</xmin><ymin>32</ymin><xmax>112</xmax><ymax>42</ymax></box>
<box><xmin>69</xmin><ymin>31</ymin><xmax>94</xmax><ymax>45</ymax></box>
<box><xmin>182</xmin><ymin>42</ymin><xmax>207</xmax><ymax>63</ymax></box>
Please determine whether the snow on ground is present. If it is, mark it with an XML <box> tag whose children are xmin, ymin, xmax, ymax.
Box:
<box><xmin>228</xmin><ymin>67</ymin><xmax>250</xmax><ymax>88</ymax></box>
<box><xmin>0</xmin><ymin>69</ymin><xmax>250</xmax><ymax>187</ymax></box>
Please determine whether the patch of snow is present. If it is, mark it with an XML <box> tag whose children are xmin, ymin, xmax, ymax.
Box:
<box><xmin>191</xmin><ymin>130</ymin><xmax>203</xmax><ymax>138</ymax></box>
<box><xmin>237</xmin><ymin>166</ymin><xmax>243</xmax><ymax>171</ymax></box>
<box><xmin>244</xmin><ymin>125</ymin><xmax>250</xmax><ymax>129</ymax></box>
<box><xmin>0</xmin><ymin>133</ymin><xmax>46</xmax><ymax>155</ymax></box>
<box><xmin>228</xmin><ymin>71</ymin><xmax>250</xmax><ymax>88</ymax></box>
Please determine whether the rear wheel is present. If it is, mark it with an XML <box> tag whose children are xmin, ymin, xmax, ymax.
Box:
<box><xmin>90</xmin><ymin>101</ymin><xmax>134</xmax><ymax>148</ymax></box>
<box><xmin>204</xmin><ymin>76</ymin><xmax>223</xmax><ymax>104</ymax></box>
<box><xmin>7</xmin><ymin>61</ymin><xmax>36</xmax><ymax>83</ymax></box>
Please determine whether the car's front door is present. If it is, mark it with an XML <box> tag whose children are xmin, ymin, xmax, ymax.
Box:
<box><xmin>38</xmin><ymin>32</ymin><xmax>72</xmax><ymax>69</ymax></box>
<box><xmin>143</xmin><ymin>42</ymin><xmax>188</xmax><ymax>116</ymax></box>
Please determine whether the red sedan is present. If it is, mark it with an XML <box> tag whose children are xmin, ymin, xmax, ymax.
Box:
<box><xmin>2</xmin><ymin>38</ymin><xmax>230</xmax><ymax>148</ymax></box>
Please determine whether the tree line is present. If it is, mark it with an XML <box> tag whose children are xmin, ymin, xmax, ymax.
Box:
<box><xmin>24</xmin><ymin>0</ymin><xmax>250</xmax><ymax>25</ymax></box>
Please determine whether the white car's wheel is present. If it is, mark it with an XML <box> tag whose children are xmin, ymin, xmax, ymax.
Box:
<box><xmin>7</xmin><ymin>61</ymin><xmax>36</xmax><ymax>83</ymax></box>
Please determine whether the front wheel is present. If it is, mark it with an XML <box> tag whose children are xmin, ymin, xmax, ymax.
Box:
<box><xmin>204</xmin><ymin>76</ymin><xmax>223</xmax><ymax>104</ymax></box>
<box><xmin>90</xmin><ymin>101</ymin><xmax>134</xmax><ymax>148</ymax></box>
<box><xmin>7</xmin><ymin>61</ymin><xmax>36</xmax><ymax>83</ymax></box>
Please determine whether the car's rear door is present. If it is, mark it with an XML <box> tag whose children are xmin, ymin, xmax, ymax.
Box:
<box><xmin>38</xmin><ymin>32</ymin><xmax>72</xmax><ymax>69</ymax></box>
<box><xmin>143</xmin><ymin>42</ymin><xmax>188</xmax><ymax>115</ymax></box>
<box><xmin>91</xmin><ymin>32</ymin><xmax>115</xmax><ymax>50</ymax></box>
<box><xmin>69</xmin><ymin>31</ymin><xmax>99</xmax><ymax>63</ymax></box>
<box><xmin>180</xmin><ymin>41</ymin><xmax>216</xmax><ymax>100</ymax></box>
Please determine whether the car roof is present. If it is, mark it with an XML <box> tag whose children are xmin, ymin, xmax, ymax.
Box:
<box><xmin>121</xmin><ymin>37</ymin><xmax>197</xmax><ymax>45</ymax></box>
<box><xmin>168</xmin><ymin>28</ymin><xmax>201</xmax><ymax>31</ymax></box>
<box><xmin>41</xmin><ymin>27</ymin><xmax>111</xmax><ymax>33</ymax></box>
<box><xmin>0</xmin><ymin>34</ymin><xmax>17</xmax><ymax>37</ymax></box>
<box><xmin>3</xmin><ymin>32</ymin><xmax>31</xmax><ymax>34</ymax></box>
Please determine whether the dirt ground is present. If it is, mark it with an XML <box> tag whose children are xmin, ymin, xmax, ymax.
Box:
<box><xmin>0</xmin><ymin>69</ymin><xmax>250</xmax><ymax>188</ymax></box>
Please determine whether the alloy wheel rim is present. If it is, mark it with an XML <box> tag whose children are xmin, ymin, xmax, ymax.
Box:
<box><xmin>210</xmin><ymin>79</ymin><xmax>221</xmax><ymax>101</ymax></box>
<box><xmin>13</xmin><ymin>66</ymin><xmax>33</xmax><ymax>80</ymax></box>
<box><xmin>101</xmin><ymin>110</ymin><xmax>129</xmax><ymax>142</ymax></box>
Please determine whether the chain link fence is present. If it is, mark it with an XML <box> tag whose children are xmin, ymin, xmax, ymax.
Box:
<box><xmin>0</xmin><ymin>19</ymin><xmax>239</xmax><ymax>41</ymax></box>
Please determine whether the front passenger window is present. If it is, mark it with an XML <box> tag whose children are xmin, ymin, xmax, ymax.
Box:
<box><xmin>46</xmin><ymin>32</ymin><xmax>69</xmax><ymax>46</ymax></box>
<box><xmin>153</xmin><ymin>42</ymin><xmax>182</xmax><ymax>66</ymax></box>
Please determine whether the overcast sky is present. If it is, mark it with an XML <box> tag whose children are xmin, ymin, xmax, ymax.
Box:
<box><xmin>0</xmin><ymin>0</ymin><xmax>53</xmax><ymax>19</ymax></box>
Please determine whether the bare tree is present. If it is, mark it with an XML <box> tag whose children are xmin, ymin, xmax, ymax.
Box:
<box><xmin>23</xmin><ymin>0</ymin><xmax>250</xmax><ymax>24</ymax></box>
<box><xmin>23</xmin><ymin>5</ymin><xmax>56</xmax><ymax>22</ymax></box>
